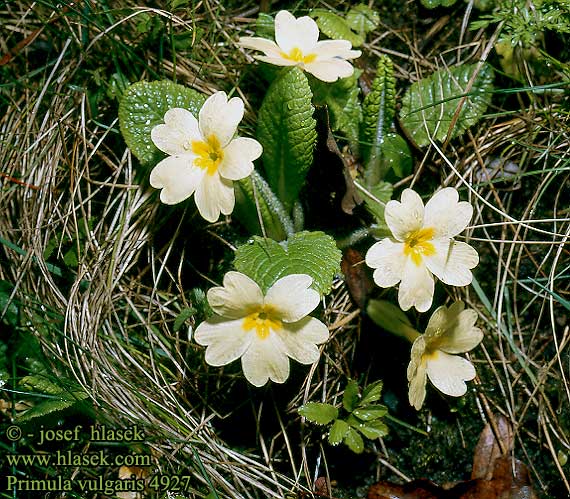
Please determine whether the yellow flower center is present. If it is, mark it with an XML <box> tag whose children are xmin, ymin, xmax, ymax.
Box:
<box><xmin>191</xmin><ymin>134</ymin><xmax>224</xmax><ymax>175</ymax></box>
<box><xmin>242</xmin><ymin>305</ymin><xmax>282</xmax><ymax>340</ymax></box>
<box><xmin>281</xmin><ymin>47</ymin><xmax>317</xmax><ymax>64</ymax></box>
<box><xmin>403</xmin><ymin>227</ymin><xmax>436</xmax><ymax>266</ymax></box>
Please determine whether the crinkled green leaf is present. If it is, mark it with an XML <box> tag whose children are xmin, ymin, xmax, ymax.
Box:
<box><xmin>118</xmin><ymin>80</ymin><xmax>205</xmax><ymax>164</ymax></box>
<box><xmin>234</xmin><ymin>170</ymin><xmax>294</xmax><ymax>241</ymax></box>
<box><xmin>367</xmin><ymin>299</ymin><xmax>420</xmax><ymax>340</ymax></box>
<box><xmin>257</xmin><ymin>68</ymin><xmax>317</xmax><ymax>209</ymax></box>
<box><xmin>312</xmin><ymin>71</ymin><xmax>362</xmax><ymax>151</ymax></box>
<box><xmin>256</xmin><ymin>12</ymin><xmax>275</xmax><ymax>39</ymax></box>
<box><xmin>234</xmin><ymin>231</ymin><xmax>341</xmax><ymax>296</ymax></box>
<box><xmin>351</xmin><ymin>418</ymin><xmax>389</xmax><ymax>440</ymax></box>
<box><xmin>400</xmin><ymin>63</ymin><xmax>494</xmax><ymax>147</ymax></box>
<box><xmin>360</xmin><ymin>181</ymin><xmax>393</xmax><ymax>226</ymax></box>
<box><xmin>310</xmin><ymin>9</ymin><xmax>364</xmax><ymax>47</ymax></box>
<box><xmin>343</xmin><ymin>427</ymin><xmax>365</xmax><ymax>453</ymax></box>
<box><xmin>362</xmin><ymin>55</ymin><xmax>397</xmax><ymax>186</ymax></box>
<box><xmin>353</xmin><ymin>404</ymin><xmax>388</xmax><ymax>421</ymax></box>
<box><xmin>17</xmin><ymin>392</ymin><xmax>89</xmax><ymax>422</ymax></box>
<box><xmin>20</xmin><ymin>375</ymin><xmax>68</xmax><ymax>395</ymax></box>
<box><xmin>328</xmin><ymin>419</ymin><xmax>350</xmax><ymax>445</ymax></box>
<box><xmin>346</xmin><ymin>5</ymin><xmax>380</xmax><ymax>34</ymax></box>
<box><xmin>343</xmin><ymin>379</ymin><xmax>360</xmax><ymax>412</ymax></box>
<box><xmin>361</xmin><ymin>380</ymin><xmax>384</xmax><ymax>406</ymax></box>
<box><xmin>380</xmin><ymin>133</ymin><xmax>413</xmax><ymax>181</ymax></box>
<box><xmin>299</xmin><ymin>402</ymin><xmax>338</xmax><ymax>425</ymax></box>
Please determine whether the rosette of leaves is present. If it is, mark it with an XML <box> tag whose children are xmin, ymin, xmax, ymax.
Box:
<box><xmin>298</xmin><ymin>379</ymin><xmax>388</xmax><ymax>453</ymax></box>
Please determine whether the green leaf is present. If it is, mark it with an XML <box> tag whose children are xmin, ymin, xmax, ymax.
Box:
<box><xmin>256</xmin><ymin>12</ymin><xmax>275</xmax><ymax>39</ymax></box>
<box><xmin>343</xmin><ymin>427</ymin><xmax>365</xmax><ymax>453</ymax></box>
<box><xmin>353</xmin><ymin>404</ymin><xmax>388</xmax><ymax>421</ymax></box>
<box><xmin>350</xmin><ymin>418</ymin><xmax>389</xmax><ymax>440</ymax></box>
<box><xmin>20</xmin><ymin>375</ymin><xmax>67</xmax><ymax>395</ymax></box>
<box><xmin>174</xmin><ymin>307</ymin><xmax>195</xmax><ymax>332</ymax></box>
<box><xmin>17</xmin><ymin>392</ymin><xmax>89</xmax><ymax>422</ymax></box>
<box><xmin>420</xmin><ymin>0</ymin><xmax>458</xmax><ymax>8</ymax></box>
<box><xmin>312</xmin><ymin>71</ymin><xmax>362</xmax><ymax>151</ymax></box>
<box><xmin>361</xmin><ymin>55</ymin><xmax>397</xmax><ymax>186</ymax></box>
<box><xmin>361</xmin><ymin>380</ymin><xmax>384</xmax><ymax>406</ymax></box>
<box><xmin>234</xmin><ymin>231</ymin><xmax>342</xmax><ymax>296</ymax></box>
<box><xmin>367</xmin><ymin>299</ymin><xmax>421</xmax><ymax>341</ymax></box>
<box><xmin>234</xmin><ymin>171</ymin><xmax>294</xmax><ymax>242</ymax></box>
<box><xmin>328</xmin><ymin>419</ymin><xmax>350</xmax><ymax>445</ymax></box>
<box><xmin>400</xmin><ymin>63</ymin><xmax>494</xmax><ymax>147</ymax></box>
<box><xmin>310</xmin><ymin>9</ymin><xmax>364</xmax><ymax>47</ymax></box>
<box><xmin>118</xmin><ymin>80</ymin><xmax>205</xmax><ymax>164</ymax></box>
<box><xmin>63</xmin><ymin>247</ymin><xmax>78</xmax><ymax>268</ymax></box>
<box><xmin>299</xmin><ymin>402</ymin><xmax>338</xmax><ymax>425</ymax></box>
<box><xmin>343</xmin><ymin>379</ymin><xmax>360</xmax><ymax>412</ymax></box>
<box><xmin>257</xmin><ymin>68</ymin><xmax>317</xmax><ymax>209</ymax></box>
<box><xmin>346</xmin><ymin>5</ymin><xmax>380</xmax><ymax>34</ymax></box>
<box><xmin>0</xmin><ymin>280</ymin><xmax>18</xmax><ymax>326</ymax></box>
<box><xmin>360</xmin><ymin>181</ymin><xmax>393</xmax><ymax>226</ymax></box>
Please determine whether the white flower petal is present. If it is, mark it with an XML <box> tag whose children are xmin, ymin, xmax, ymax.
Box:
<box><xmin>241</xmin><ymin>334</ymin><xmax>290</xmax><ymax>387</ymax></box>
<box><xmin>254</xmin><ymin>55</ymin><xmax>299</xmax><ymax>67</ymax></box>
<box><xmin>238</xmin><ymin>36</ymin><xmax>283</xmax><ymax>58</ymax></box>
<box><xmin>365</xmin><ymin>238</ymin><xmax>406</xmax><ymax>287</ymax></box>
<box><xmin>426</xmin><ymin>351</ymin><xmax>476</xmax><ymax>397</ymax></box>
<box><xmin>194</xmin><ymin>318</ymin><xmax>253</xmax><ymax>366</ymax></box>
<box><xmin>199</xmin><ymin>91</ymin><xmax>244</xmax><ymax>147</ymax></box>
<box><xmin>408</xmin><ymin>355</ymin><xmax>428</xmax><ymax>410</ymax></box>
<box><xmin>425</xmin><ymin>239</ymin><xmax>479</xmax><ymax>286</ymax></box>
<box><xmin>398</xmin><ymin>259</ymin><xmax>434</xmax><ymax>312</ymax></box>
<box><xmin>151</xmin><ymin>108</ymin><xmax>201</xmax><ymax>155</ymax></box>
<box><xmin>277</xmin><ymin>317</ymin><xmax>329</xmax><ymax>364</ymax></box>
<box><xmin>385</xmin><ymin>189</ymin><xmax>425</xmax><ymax>242</ymax></box>
<box><xmin>218</xmin><ymin>137</ymin><xmax>262</xmax><ymax>180</ymax></box>
<box><xmin>304</xmin><ymin>59</ymin><xmax>355</xmax><ymax>82</ymax></box>
<box><xmin>423</xmin><ymin>187</ymin><xmax>473</xmax><ymax>238</ymax></box>
<box><xmin>149</xmin><ymin>155</ymin><xmax>205</xmax><ymax>205</ymax></box>
<box><xmin>194</xmin><ymin>173</ymin><xmax>235</xmax><ymax>222</ymax></box>
<box><xmin>437</xmin><ymin>307</ymin><xmax>483</xmax><ymax>354</ymax></box>
<box><xmin>207</xmin><ymin>271</ymin><xmax>264</xmax><ymax>319</ymax></box>
<box><xmin>313</xmin><ymin>40</ymin><xmax>361</xmax><ymax>60</ymax></box>
<box><xmin>275</xmin><ymin>10</ymin><xmax>319</xmax><ymax>54</ymax></box>
<box><xmin>265</xmin><ymin>274</ymin><xmax>319</xmax><ymax>323</ymax></box>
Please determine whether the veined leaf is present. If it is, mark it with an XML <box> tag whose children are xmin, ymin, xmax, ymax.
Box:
<box><xmin>299</xmin><ymin>402</ymin><xmax>338</xmax><ymax>425</ymax></box>
<box><xmin>310</xmin><ymin>9</ymin><xmax>364</xmax><ymax>47</ymax></box>
<box><xmin>400</xmin><ymin>63</ymin><xmax>494</xmax><ymax>147</ymax></box>
<box><xmin>344</xmin><ymin>427</ymin><xmax>365</xmax><ymax>453</ymax></box>
<box><xmin>361</xmin><ymin>380</ymin><xmax>384</xmax><ymax>406</ymax></box>
<box><xmin>118</xmin><ymin>80</ymin><xmax>205</xmax><ymax>164</ymax></box>
<box><xmin>328</xmin><ymin>419</ymin><xmax>350</xmax><ymax>445</ymax></box>
<box><xmin>312</xmin><ymin>71</ymin><xmax>362</xmax><ymax>151</ymax></box>
<box><xmin>361</xmin><ymin>55</ymin><xmax>397</xmax><ymax>186</ymax></box>
<box><xmin>234</xmin><ymin>170</ymin><xmax>294</xmax><ymax>241</ymax></box>
<box><xmin>343</xmin><ymin>379</ymin><xmax>360</xmax><ymax>412</ymax></box>
<box><xmin>257</xmin><ymin>68</ymin><xmax>317</xmax><ymax>209</ymax></box>
<box><xmin>256</xmin><ymin>12</ymin><xmax>275</xmax><ymax>39</ymax></box>
<box><xmin>17</xmin><ymin>393</ymin><xmax>89</xmax><ymax>422</ymax></box>
<box><xmin>234</xmin><ymin>231</ymin><xmax>341</xmax><ymax>296</ymax></box>
<box><xmin>346</xmin><ymin>5</ymin><xmax>380</xmax><ymax>35</ymax></box>
<box><xmin>353</xmin><ymin>404</ymin><xmax>388</xmax><ymax>421</ymax></box>
<box><xmin>349</xmin><ymin>417</ymin><xmax>389</xmax><ymax>440</ymax></box>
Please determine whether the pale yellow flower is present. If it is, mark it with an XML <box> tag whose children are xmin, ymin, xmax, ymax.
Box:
<box><xmin>365</xmin><ymin>187</ymin><xmax>479</xmax><ymax>312</ymax></box>
<box><xmin>194</xmin><ymin>272</ymin><xmax>329</xmax><ymax>387</ymax></box>
<box><xmin>407</xmin><ymin>302</ymin><xmax>483</xmax><ymax>410</ymax></box>
<box><xmin>149</xmin><ymin>91</ymin><xmax>262</xmax><ymax>222</ymax></box>
<box><xmin>238</xmin><ymin>10</ymin><xmax>361</xmax><ymax>82</ymax></box>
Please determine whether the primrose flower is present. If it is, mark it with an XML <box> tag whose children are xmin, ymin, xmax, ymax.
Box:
<box><xmin>407</xmin><ymin>301</ymin><xmax>483</xmax><ymax>410</ymax></box>
<box><xmin>194</xmin><ymin>272</ymin><xmax>329</xmax><ymax>387</ymax></box>
<box><xmin>365</xmin><ymin>187</ymin><xmax>479</xmax><ymax>312</ymax></box>
<box><xmin>149</xmin><ymin>91</ymin><xmax>262</xmax><ymax>222</ymax></box>
<box><xmin>238</xmin><ymin>10</ymin><xmax>361</xmax><ymax>83</ymax></box>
